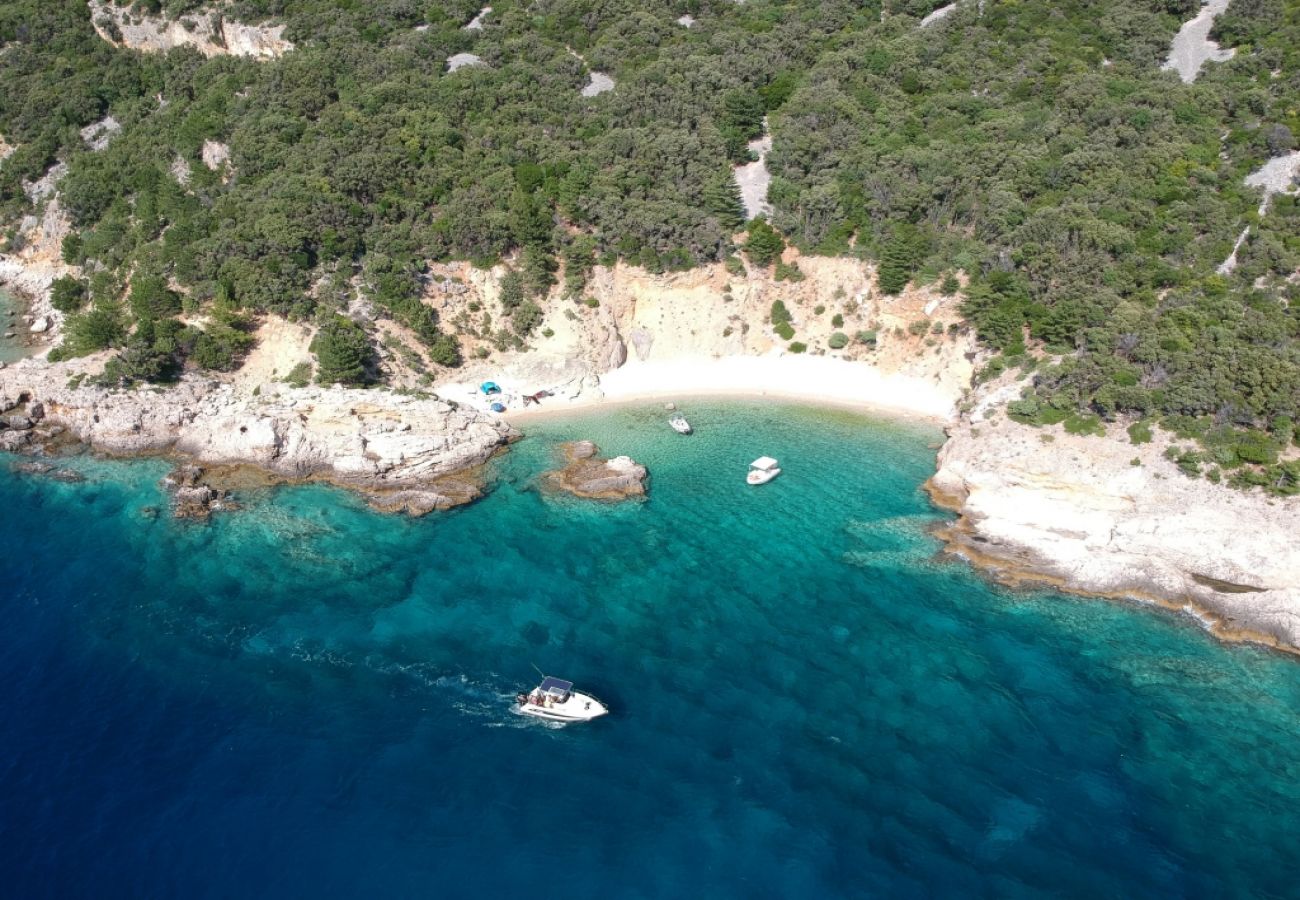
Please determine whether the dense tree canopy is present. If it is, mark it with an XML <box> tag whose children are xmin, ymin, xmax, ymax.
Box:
<box><xmin>2</xmin><ymin>0</ymin><xmax>1299</xmax><ymax>487</ymax></box>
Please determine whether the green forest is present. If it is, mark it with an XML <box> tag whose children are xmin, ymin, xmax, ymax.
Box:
<box><xmin>1</xmin><ymin>0</ymin><xmax>1299</xmax><ymax>490</ymax></box>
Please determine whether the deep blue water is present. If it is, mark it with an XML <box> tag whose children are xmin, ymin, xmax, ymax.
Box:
<box><xmin>3</xmin><ymin>400</ymin><xmax>1300</xmax><ymax>898</ymax></box>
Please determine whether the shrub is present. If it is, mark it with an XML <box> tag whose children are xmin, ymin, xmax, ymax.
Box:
<box><xmin>724</xmin><ymin>255</ymin><xmax>746</xmax><ymax>276</ymax></box>
<box><xmin>775</xmin><ymin>261</ymin><xmax>804</xmax><ymax>282</ymax></box>
<box><xmin>908</xmin><ymin>320</ymin><xmax>929</xmax><ymax>336</ymax></box>
<box><xmin>189</xmin><ymin>318</ymin><xmax>255</xmax><ymax>372</ymax></box>
<box><xmin>787</xmin><ymin>341</ymin><xmax>807</xmax><ymax>354</ymax></box>
<box><xmin>856</xmin><ymin>329</ymin><xmax>877</xmax><ymax>347</ymax></box>
<box><xmin>426</xmin><ymin>333</ymin><xmax>463</xmax><ymax>367</ymax></box>
<box><xmin>510</xmin><ymin>300</ymin><xmax>543</xmax><ymax>337</ymax></box>
<box><xmin>64</xmin><ymin>303</ymin><xmax>126</xmax><ymax>356</ymax></box>
<box><xmin>827</xmin><ymin>332</ymin><xmax>849</xmax><ymax>349</ymax></box>
<box><xmin>831</xmin><ymin>313</ymin><xmax>844</xmax><ymax>328</ymax></box>
<box><xmin>941</xmin><ymin>273</ymin><xmax>960</xmax><ymax>295</ymax></box>
<box><xmin>1063</xmin><ymin>413</ymin><xmax>1105</xmax><ymax>437</ymax></box>
<box><xmin>1127</xmin><ymin>420</ymin><xmax>1154</xmax><ymax>444</ymax></box>
<box><xmin>128</xmin><ymin>276</ymin><xmax>182</xmax><ymax>321</ymax></box>
<box><xmin>1270</xmin><ymin>416</ymin><xmax>1294</xmax><ymax>444</ymax></box>
<box><xmin>1233</xmin><ymin>430</ymin><xmax>1279</xmax><ymax>466</ymax></box>
<box><xmin>283</xmin><ymin>362</ymin><xmax>312</xmax><ymax>388</ymax></box>
<box><xmin>50</xmin><ymin>276</ymin><xmax>88</xmax><ymax>314</ymax></box>
<box><xmin>744</xmin><ymin>220</ymin><xmax>784</xmax><ymax>268</ymax></box>
<box><xmin>770</xmin><ymin>299</ymin><xmax>792</xmax><ymax>326</ymax></box>
<box><xmin>774</xmin><ymin>321</ymin><xmax>795</xmax><ymax>340</ymax></box>
<box><xmin>583</xmin><ymin>296</ymin><xmax>600</xmax><ymax>308</ymax></box>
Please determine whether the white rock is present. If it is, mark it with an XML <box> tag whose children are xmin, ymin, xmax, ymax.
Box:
<box><xmin>582</xmin><ymin>72</ymin><xmax>615</xmax><ymax>97</ymax></box>
<box><xmin>0</xmin><ymin>361</ymin><xmax>516</xmax><ymax>493</ymax></box>
<box><xmin>1161</xmin><ymin>0</ymin><xmax>1235</xmax><ymax>84</ymax></box>
<box><xmin>920</xmin><ymin>3</ymin><xmax>958</xmax><ymax>28</ymax></box>
<box><xmin>933</xmin><ymin>411</ymin><xmax>1300</xmax><ymax>652</ymax></box>
<box><xmin>447</xmin><ymin>53</ymin><xmax>486</xmax><ymax>73</ymax></box>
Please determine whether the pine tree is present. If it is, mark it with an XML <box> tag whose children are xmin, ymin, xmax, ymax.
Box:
<box><xmin>310</xmin><ymin>316</ymin><xmax>373</xmax><ymax>386</ymax></box>
<box><xmin>704</xmin><ymin>175</ymin><xmax>745</xmax><ymax>230</ymax></box>
<box><xmin>878</xmin><ymin>225</ymin><xmax>921</xmax><ymax>295</ymax></box>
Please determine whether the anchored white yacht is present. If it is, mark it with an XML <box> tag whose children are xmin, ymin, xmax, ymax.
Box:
<box><xmin>747</xmin><ymin>456</ymin><xmax>781</xmax><ymax>485</ymax></box>
<box><xmin>669</xmin><ymin>415</ymin><xmax>692</xmax><ymax>434</ymax></box>
<box><xmin>517</xmin><ymin>676</ymin><xmax>609</xmax><ymax>723</ymax></box>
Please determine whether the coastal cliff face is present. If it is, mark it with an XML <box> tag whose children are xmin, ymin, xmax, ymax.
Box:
<box><xmin>415</xmin><ymin>255</ymin><xmax>976</xmax><ymax>417</ymax></box>
<box><xmin>930</xmin><ymin>411</ymin><xmax>1300</xmax><ymax>653</ymax></box>
<box><xmin>0</xmin><ymin>358</ymin><xmax>515</xmax><ymax>512</ymax></box>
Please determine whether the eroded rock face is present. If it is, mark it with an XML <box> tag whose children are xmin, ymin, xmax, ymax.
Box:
<box><xmin>544</xmin><ymin>440</ymin><xmax>647</xmax><ymax>500</ymax></box>
<box><xmin>0</xmin><ymin>360</ymin><xmax>517</xmax><ymax>513</ymax></box>
<box><xmin>930</xmin><ymin>412</ymin><xmax>1300</xmax><ymax>653</ymax></box>
<box><xmin>88</xmin><ymin>0</ymin><xmax>293</xmax><ymax>59</ymax></box>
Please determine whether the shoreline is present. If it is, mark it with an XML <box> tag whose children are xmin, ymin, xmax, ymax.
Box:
<box><xmin>500</xmin><ymin>355</ymin><xmax>963</xmax><ymax>425</ymax></box>
<box><xmin>503</xmin><ymin>387</ymin><xmax>949</xmax><ymax>426</ymax></box>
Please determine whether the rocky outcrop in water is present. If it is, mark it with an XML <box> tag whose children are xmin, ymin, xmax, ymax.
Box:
<box><xmin>163</xmin><ymin>465</ymin><xmax>240</xmax><ymax>520</ymax></box>
<box><xmin>929</xmin><ymin>409</ymin><xmax>1300</xmax><ymax>654</ymax></box>
<box><xmin>545</xmin><ymin>441</ymin><xmax>647</xmax><ymax>500</ymax></box>
<box><xmin>0</xmin><ymin>359</ymin><xmax>516</xmax><ymax>514</ymax></box>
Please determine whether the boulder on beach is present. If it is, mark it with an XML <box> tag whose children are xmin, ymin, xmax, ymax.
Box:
<box><xmin>544</xmin><ymin>440</ymin><xmax>647</xmax><ymax>500</ymax></box>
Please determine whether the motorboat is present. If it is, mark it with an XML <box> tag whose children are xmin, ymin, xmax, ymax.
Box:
<box><xmin>747</xmin><ymin>456</ymin><xmax>781</xmax><ymax>485</ymax></box>
<box><xmin>516</xmin><ymin>676</ymin><xmax>609</xmax><ymax>723</ymax></box>
<box><xmin>669</xmin><ymin>414</ymin><xmax>692</xmax><ymax>435</ymax></box>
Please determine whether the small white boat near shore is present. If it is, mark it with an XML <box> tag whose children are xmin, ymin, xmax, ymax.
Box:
<box><xmin>516</xmin><ymin>676</ymin><xmax>608</xmax><ymax>723</ymax></box>
<box><xmin>669</xmin><ymin>414</ymin><xmax>692</xmax><ymax>435</ymax></box>
<box><xmin>747</xmin><ymin>456</ymin><xmax>781</xmax><ymax>485</ymax></box>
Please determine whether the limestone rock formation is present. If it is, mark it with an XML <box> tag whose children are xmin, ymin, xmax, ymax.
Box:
<box><xmin>0</xmin><ymin>360</ymin><xmax>517</xmax><ymax>513</ymax></box>
<box><xmin>929</xmin><ymin>412</ymin><xmax>1300</xmax><ymax>653</ymax></box>
<box><xmin>88</xmin><ymin>1</ymin><xmax>293</xmax><ymax>59</ymax></box>
<box><xmin>544</xmin><ymin>441</ymin><xmax>647</xmax><ymax>500</ymax></box>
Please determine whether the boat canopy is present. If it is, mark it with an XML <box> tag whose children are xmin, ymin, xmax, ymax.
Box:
<box><xmin>538</xmin><ymin>676</ymin><xmax>573</xmax><ymax>696</ymax></box>
<box><xmin>750</xmin><ymin>456</ymin><xmax>779</xmax><ymax>471</ymax></box>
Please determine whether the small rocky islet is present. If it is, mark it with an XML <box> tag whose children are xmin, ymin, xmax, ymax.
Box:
<box><xmin>543</xmin><ymin>440</ymin><xmax>648</xmax><ymax>501</ymax></box>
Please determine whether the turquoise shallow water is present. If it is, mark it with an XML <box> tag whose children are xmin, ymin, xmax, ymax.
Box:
<box><xmin>3</xmin><ymin>400</ymin><xmax>1300</xmax><ymax>897</ymax></box>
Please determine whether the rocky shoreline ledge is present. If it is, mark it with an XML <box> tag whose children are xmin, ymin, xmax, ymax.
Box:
<box><xmin>0</xmin><ymin>358</ymin><xmax>516</xmax><ymax>516</ymax></box>
<box><xmin>928</xmin><ymin>412</ymin><xmax>1300</xmax><ymax>655</ymax></box>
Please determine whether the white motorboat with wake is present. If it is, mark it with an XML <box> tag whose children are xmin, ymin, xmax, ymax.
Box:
<box><xmin>516</xmin><ymin>676</ymin><xmax>609</xmax><ymax>722</ymax></box>
<box><xmin>669</xmin><ymin>415</ymin><xmax>692</xmax><ymax>434</ymax></box>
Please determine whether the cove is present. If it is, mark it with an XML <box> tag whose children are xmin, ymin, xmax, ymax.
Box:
<box><xmin>2</xmin><ymin>400</ymin><xmax>1300</xmax><ymax>898</ymax></box>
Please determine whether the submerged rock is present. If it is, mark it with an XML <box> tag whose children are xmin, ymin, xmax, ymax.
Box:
<box><xmin>545</xmin><ymin>441</ymin><xmax>647</xmax><ymax>500</ymax></box>
<box><xmin>163</xmin><ymin>464</ymin><xmax>240</xmax><ymax>520</ymax></box>
<box><xmin>365</xmin><ymin>479</ymin><xmax>482</xmax><ymax>516</ymax></box>
<box><xmin>11</xmin><ymin>460</ymin><xmax>85</xmax><ymax>483</ymax></box>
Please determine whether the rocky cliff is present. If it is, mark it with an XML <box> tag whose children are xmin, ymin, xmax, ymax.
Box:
<box><xmin>930</xmin><ymin>406</ymin><xmax>1300</xmax><ymax>653</ymax></box>
<box><xmin>0</xmin><ymin>358</ymin><xmax>515</xmax><ymax>514</ymax></box>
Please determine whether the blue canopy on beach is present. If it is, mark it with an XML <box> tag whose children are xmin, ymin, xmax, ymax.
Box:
<box><xmin>480</xmin><ymin>381</ymin><xmax>501</xmax><ymax>394</ymax></box>
<box><xmin>539</xmin><ymin>677</ymin><xmax>573</xmax><ymax>696</ymax></box>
